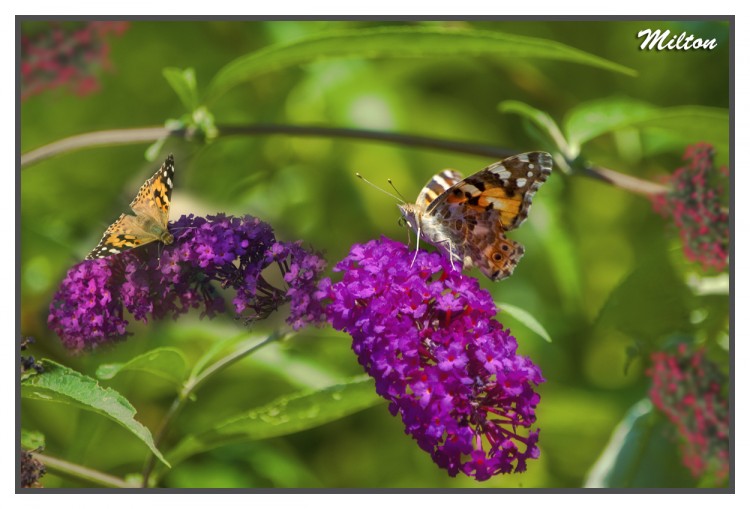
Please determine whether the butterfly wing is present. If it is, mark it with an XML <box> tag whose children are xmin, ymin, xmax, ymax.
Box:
<box><xmin>129</xmin><ymin>154</ymin><xmax>175</xmax><ymax>229</ymax></box>
<box><xmin>427</xmin><ymin>151</ymin><xmax>552</xmax><ymax>231</ymax></box>
<box><xmin>86</xmin><ymin>154</ymin><xmax>175</xmax><ymax>260</ymax></box>
<box><xmin>415</xmin><ymin>169</ymin><xmax>464</xmax><ymax>210</ymax></box>
<box><xmin>424</xmin><ymin>152</ymin><xmax>552</xmax><ymax>281</ymax></box>
<box><xmin>85</xmin><ymin>214</ymin><xmax>160</xmax><ymax>259</ymax></box>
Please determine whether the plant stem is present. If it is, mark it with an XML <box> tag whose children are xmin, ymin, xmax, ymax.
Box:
<box><xmin>140</xmin><ymin>330</ymin><xmax>287</xmax><ymax>487</ymax></box>
<box><xmin>582</xmin><ymin>164</ymin><xmax>668</xmax><ymax>196</ymax></box>
<box><xmin>20</xmin><ymin>122</ymin><xmax>670</xmax><ymax>197</ymax></box>
<box><xmin>32</xmin><ymin>452</ymin><xmax>138</xmax><ymax>488</ymax></box>
<box><xmin>21</xmin><ymin>126</ymin><xmax>174</xmax><ymax>167</ymax></box>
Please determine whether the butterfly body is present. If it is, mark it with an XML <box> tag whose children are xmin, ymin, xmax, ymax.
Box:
<box><xmin>86</xmin><ymin>154</ymin><xmax>175</xmax><ymax>260</ymax></box>
<box><xmin>398</xmin><ymin>152</ymin><xmax>552</xmax><ymax>281</ymax></box>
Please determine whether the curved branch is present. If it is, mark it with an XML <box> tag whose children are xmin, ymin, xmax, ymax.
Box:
<box><xmin>20</xmin><ymin>123</ymin><xmax>669</xmax><ymax>198</ymax></box>
<box><xmin>21</xmin><ymin>126</ymin><xmax>176</xmax><ymax>167</ymax></box>
<box><xmin>582</xmin><ymin>165</ymin><xmax>669</xmax><ymax>196</ymax></box>
<box><xmin>219</xmin><ymin>124</ymin><xmax>517</xmax><ymax>159</ymax></box>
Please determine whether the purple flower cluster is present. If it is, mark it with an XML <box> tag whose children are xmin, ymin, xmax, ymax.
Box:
<box><xmin>48</xmin><ymin>214</ymin><xmax>326</xmax><ymax>351</ymax></box>
<box><xmin>652</xmin><ymin>143</ymin><xmax>729</xmax><ymax>272</ymax></box>
<box><xmin>319</xmin><ymin>237</ymin><xmax>544</xmax><ymax>480</ymax></box>
<box><xmin>21</xmin><ymin>21</ymin><xmax>129</xmax><ymax>101</ymax></box>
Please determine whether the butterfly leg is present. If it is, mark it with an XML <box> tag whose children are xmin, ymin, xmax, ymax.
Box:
<box><xmin>432</xmin><ymin>237</ymin><xmax>457</xmax><ymax>270</ymax></box>
<box><xmin>410</xmin><ymin>224</ymin><xmax>422</xmax><ymax>268</ymax></box>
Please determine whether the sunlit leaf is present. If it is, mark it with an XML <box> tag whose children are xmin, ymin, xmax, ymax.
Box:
<box><xmin>165</xmin><ymin>376</ymin><xmax>382</xmax><ymax>467</ymax></box>
<box><xmin>564</xmin><ymin>97</ymin><xmax>729</xmax><ymax>155</ymax></box>
<box><xmin>496</xmin><ymin>301</ymin><xmax>552</xmax><ymax>343</ymax></box>
<box><xmin>96</xmin><ymin>347</ymin><xmax>188</xmax><ymax>386</ymax></box>
<box><xmin>206</xmin><ymin>26</ymin><xmax>636</xmax><ymax>102</ymax></box>
<box><xmin>21</xmin><ymin>360</ymin><xmax>169</xmax><ymax>467</ymax></box>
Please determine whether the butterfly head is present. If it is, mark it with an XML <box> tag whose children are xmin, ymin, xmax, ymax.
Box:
<box><xmin>160</xmin><ymin>230</ymin><xmax>175</xmax><ymax>246</ymax></box>
<box><xmin>397</xmin><ymin>203</ymin><xmax>421</xmax><ymax>233</ymax></box>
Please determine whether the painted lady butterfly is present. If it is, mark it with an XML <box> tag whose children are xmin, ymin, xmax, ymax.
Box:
<box><xmin>398</xmin><ymin>151</ymin><xmax>552</xmax><ymax>281</ymax></box>
<box><xmin>86</xmin><ymin>154</ymin><xmax>175</xmax><ymax>260</ymax></box>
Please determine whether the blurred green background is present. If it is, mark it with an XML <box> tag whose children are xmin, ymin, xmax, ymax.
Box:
<box><xmin>20</xmin><ymin>20</ymin><xmax>730</xmax><ymax>488</ymax></box>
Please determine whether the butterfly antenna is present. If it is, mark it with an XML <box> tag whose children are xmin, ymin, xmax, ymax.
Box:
<box><xmin>356</xmin><ymin>173</ymin><xmax>405</xmax><ymax>204</ymax></box>
<box><xmin>386</xmin><ymin>179</ymin><xmax>408</xmax><ymax>203</ymax></box>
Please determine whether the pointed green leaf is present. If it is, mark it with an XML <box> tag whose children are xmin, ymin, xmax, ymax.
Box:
<box><xmin>206</xmin><ymin>26</ymin><xmax>635</xmax><ymax>102</ymax></box>
<box><xmin>531</xmin><ymin>199</ymin><xmax>585</xmax><ymax>312</ymax></box>
<box><xmin>21</xmin><ymin>359</ymin><xmax>169</xmax><ymax>467</ymax></box>
<box><xmin>166</xmin><ymin>376</ymin><xmax>382</xmax><ymax>466</ymax></box>
<box><xmin>496</xmin><ymin>301</ymin><xmax>552</xmax><ymax>343</ymax></box>
<box><xmin>585</xmin><ymin>400</ymin><xmax>695</xmax><ymax>488</ymax></box>
<box><xmin>499</xmin><ymin>100</ymin><xmax>573</xmax><ymax>160</ymax></box>
<box><xmin>163</xmin><ymin>67</ymin><xmax>199</xmax><ymax>112</ymax></box>
<box><xmin>96</xmin><ymin>347</ymin><xmax>188</xmax><ymax>386</ymax></box>
<box><xmin>144</xmin><ymin>136</ymin><xmax>167</xmax><ymax>162</ymax></box>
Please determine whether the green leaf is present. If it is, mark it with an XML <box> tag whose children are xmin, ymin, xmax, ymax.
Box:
<box><xmin>206</xmin><ymin>26</ymin><xmax>636</xmax><ymax>102</ymax></box>
<box><xmin>584</xmin><ymin>400</ymin><xmax>695</xmax><ymax>488</ymax></box>
<box><xmin>496</xmin><ymin>301</ymin><xmax>552</xmax><ymax>343</ymax></box>
<box><xmin>564</xmin><ymin>97</ymin><xmax>729</xmax><ymax>155</ymax></box>
<box><xmin>96</xmin><ymin>347</ymin><xmax>188</xmax><ymax>386</ymax></box>
<box><xmin>564</xmin><ymin>97</ymin><xmax>657</xmax><ymax>153</ymax></box>
<box><xmin>166</xmin><ymin>376</ymin><xmax>382</xmax><ymax>467</ymax></box>
<box><xmin>499</xmin><ymin>100</ymin><xmax>574</xmax><ymax>161</ymax></box>
<box><xmin>163</xmin><ymin>67</ymin><xmax>199</xmax><ymax>112</ymax></box>
<box><xmin>596</xmin><ymin>252</ymin><xmax>692</xmax><ymax>342</ymax></box>
<box><xmin>21</xmin><ymin>429</ymin><xmax>45</xmax><ymax>450</ymax></box>
<box><xmin>21</xmin><ymin>359</ymin><xmax>169</xmax><ymax>467</ymax></box>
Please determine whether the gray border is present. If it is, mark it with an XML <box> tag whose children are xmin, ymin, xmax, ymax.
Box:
<box><xmin>17</xmin><ymin>15</ymin><xmax>734</xmax><ymax>494</ymax></box>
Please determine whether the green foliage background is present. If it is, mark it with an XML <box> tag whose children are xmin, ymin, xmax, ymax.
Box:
<box><xmin>20</xmin><ymin>20</ymin><xmax>730</xmax><ymax>489</ymax></box>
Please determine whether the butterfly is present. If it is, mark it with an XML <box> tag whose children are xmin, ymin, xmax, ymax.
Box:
<box><xmin>86</xmin><ymin>154</ymin><xmax>175</xmax><ymax>260</ymax></box>
<box><xmin>397</xmin><ymin>151</ymin><xmax>552</xmax><ymax>281</ymax></box>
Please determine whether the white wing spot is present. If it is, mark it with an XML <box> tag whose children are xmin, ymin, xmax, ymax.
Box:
<box><xmin>432</xmin><ymin>174</ymin><xmax>452</xmax><ymax>192</ymax></box>
<box><xmin>528</xmin><ymin>163</ymin><xmax>535</xmax><ymax>169</ymax></box>
<box><xmin>167</xmin><ymin>177</ymin><xmax>173</xmax><ymax>188</ymax></box>
<box><xmin>163</xmin><ymin>170</ymin><xmax>168</xmax><ymax>177</ymax></box>
<box><xmin>496</xmin><ymin>170</ymin><xmax>512</xmax><ymax>180</ymax></box>
<box><xmin>516</xmin><ymin>178</ymin><xmax>527</xmax><ymax>188</ymax></box>
<box><xmin>527</xmin><ymin>171</ymin><xmax>534</xmax><ymax>178</ymax></box>
<box><xmin>517</xmin><ymin>154</ymin><xmax>530</xmax><ymax>162</ymax></box>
